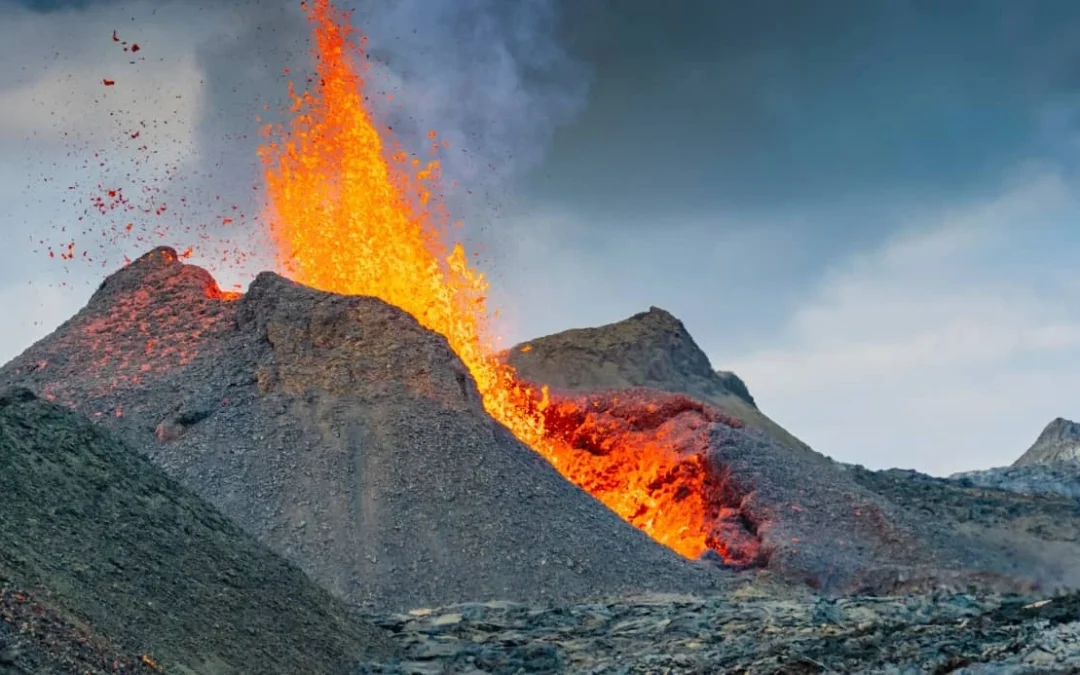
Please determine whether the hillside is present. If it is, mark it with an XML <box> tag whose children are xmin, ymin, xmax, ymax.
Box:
<box><xmin>0</xmin><ymin>387</ymin><xmax>393</xmax><ymax>674</ymax></box>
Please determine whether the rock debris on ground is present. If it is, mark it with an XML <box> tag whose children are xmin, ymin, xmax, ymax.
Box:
<box><xmin>352</xmin><ymin>589</ymin><xmax>1080</xmax><ymax>674</ymax></box>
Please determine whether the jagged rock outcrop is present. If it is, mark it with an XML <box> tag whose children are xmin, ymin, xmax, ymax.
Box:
<box><xmin>506</xmin><ymin>306</ymin><xmax>814</xmax><ymax>457</ymax></box>
<box><xmin>0</xmin><ymin>386</ymin><xmax>393</xmax><ymax>674</ymax></box>
<box><xmin>1014</xmin><ymin>417</ymin><xmax>1080</xmax><ymax>466</ymax></box>
<box><xmin>0</xmin><ymin>248</ymin><xmax>724</xmax><ymax>612</ymax></box>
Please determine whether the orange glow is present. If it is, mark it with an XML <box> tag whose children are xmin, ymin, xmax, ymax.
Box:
<box><xmin>259</xmin><ymin>0</ymin><xmax>722</xmax><ymax>561</ymax></box>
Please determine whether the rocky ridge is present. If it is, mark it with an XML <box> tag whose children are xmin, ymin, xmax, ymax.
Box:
<box><xmin>950</xmin><ymin>461</ymin><xmax>1080</xmax><ymax>501</ymax></box>
<box><xmin>945</xmin><ymin>417</ymin><xmax>1080</xmax><ymax>499</ymax></box>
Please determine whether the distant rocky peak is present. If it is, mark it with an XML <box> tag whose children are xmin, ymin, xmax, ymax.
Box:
<box><xmin>1036</xmin><ymin>417</ymin><xmax>1080</xmax><ymax>444</ymax></box>
<box><xmin>1013</xmin><ymin>417</ymin><xmax>1080</xmax><ymax>466</ymax></box>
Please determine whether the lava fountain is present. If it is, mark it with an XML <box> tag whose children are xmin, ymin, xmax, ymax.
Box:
<box><xmin>259</xmin><ymin>0</ymin><xmax>722</xmax><ymax>561</ymax></box>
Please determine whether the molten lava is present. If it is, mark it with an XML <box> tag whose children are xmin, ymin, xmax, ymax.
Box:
<box><xmin>259</xmin><ymin>0</ymin><xmax>720</xmax><ymax>561</ymax></box>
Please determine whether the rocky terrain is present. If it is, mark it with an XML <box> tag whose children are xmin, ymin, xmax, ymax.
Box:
<box><xmin>0</xmin><ymin>248</ymin><xmax>725</xmax><ymax>612</ymax></box>
<box><xmin>950</xmin><ymin>460</ymin><xmax>1080</xmax><ymax>501</ymax></box>
<box><xmin>5</xmin><ymin>389</ymin><xmax>1080</xmax><ymax>675</ymax></box>
<box><xmin>0</xmin><ymin>387</ymin><xmax>393</xmax><ymax>674</ymax></box>
<box><xmin>946</xmin><ymin>418</ymin><xmax>1080</xmax><ymax>500</ymax></box>
<box><xmin>5</xmin><ymin>248</ymin><xmax>1078</xmax><ymax>604</ymax></box>
<box><xmin>6</xmin><ymin>247</ymin><xmax>1080</xmax><ymax>672</ymax></box>
<box><xmin>509</xmin><ymin>307</ymin><xmax>1080</xmax><ymax>596</ymax></box>
<box><xmin>353</xmin><ymin>587</ymin><xmax>1080</xmax><ymax>674</ymax></box>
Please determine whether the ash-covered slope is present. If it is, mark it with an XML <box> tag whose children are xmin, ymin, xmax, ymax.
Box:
<box><xmin>0</xmin><ymin>248</ymin><xmax>722</xmax><ymax>611</ymax></box>
<box><xmin>1014</xmin><ymin>417</ymin><xmax>1080</xmax><ymax>466</ymax></box>
<box><xmin>0</xmin><ymin>387</ymin><xmax>393</xmax><ymax>674</ymax></box>
<box><xmin>507</xmin><ymin>307</ymin><xmax>815</xmax><ymax>457</ymax></box>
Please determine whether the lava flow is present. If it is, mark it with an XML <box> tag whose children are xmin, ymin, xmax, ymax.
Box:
<box><xmin>259</xmin><ymin>0</ymin><xmax>720</xmax><ymax>561</ymax></box>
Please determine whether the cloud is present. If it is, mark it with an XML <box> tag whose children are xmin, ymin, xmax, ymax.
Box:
<box><xmin>725</xmin><ymin>169</ymin><xmax>1080</xmax><ymax>474</ymax></box>
<box><xmin>485</xmin><ymin>205</ymin><xmax>802</xmax><ymax>351</ymax></box>
<box><xmin>0</xmin><ymin>4</ymin><xmax>205</xmax><ymax>155</ymax></box>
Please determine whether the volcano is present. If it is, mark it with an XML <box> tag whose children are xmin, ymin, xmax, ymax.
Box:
<box><xmin>8</xmin><ymin>0</ymin><xmax>1080</xmax><ymax>623</ymax></box>
<box><xmin>6</xmin><ymin>248</ymin><xmax>1080</xmax><ymax>610</ymax></box>
<box><xmin>0</xmin><ymin>248</ymin><xmax>730</xmax><ymax>611</ymax></box>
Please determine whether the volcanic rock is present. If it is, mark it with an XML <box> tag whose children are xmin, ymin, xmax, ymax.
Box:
<box><xmin>845</xmin><ymin>464</ymin><xmax>1080</xmax><ymax>589</ymax></box>
<box><xmin>1014</xmin><ymin>417</ymin><xmax>1080</xmax><ymax>466</ymax></box>
<box><xmin>506</xmin><ymin>306</ymin><xmax>815</xmax><ymax>457</ymax></box>
<box><xmin>0</xmin><ymin>386</ymin><xmax>393</xmax><ymax>674</ymax></box>
<box><xmin>352</xmin><ymin>588</ymin><xmax>1080</xmax><ymax>673</ymax></box>
<box><xmin>0</xmin><ymin>247</ymin><xmax>724</xmax><ymax>612</ymax></box>
<box><xmin>941</xmin><ymin>418</ymin><xmax>1080</xmax><ymax>500</ymax></box>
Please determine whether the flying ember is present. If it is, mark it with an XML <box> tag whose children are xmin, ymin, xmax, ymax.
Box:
<box><xmin>259</xmin><ymin>0</ymin><xmax>721</xmax><ymax>561</ymax></box>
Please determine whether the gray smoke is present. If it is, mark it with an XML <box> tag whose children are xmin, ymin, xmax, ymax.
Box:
<box><xmin>354</xmin><ymin>0</ymin><xmax>590</xmax><ymax>213</ymax></box>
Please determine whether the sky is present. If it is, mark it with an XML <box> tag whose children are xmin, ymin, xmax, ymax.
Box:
<box><xmin>2</xmin><ymin>0</ymin><xmax>1080</xmax><ymax>475</ymax></box>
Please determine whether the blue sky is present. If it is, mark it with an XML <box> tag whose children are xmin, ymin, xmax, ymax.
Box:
<box><xmin>2</xmin><ymin>0</ymin><xmax>1080</xmax><ymax>474</ymax></box>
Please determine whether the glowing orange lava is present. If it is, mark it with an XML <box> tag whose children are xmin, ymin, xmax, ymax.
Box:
<box><xmin>259</xmin><ymin>0</ymin><xmax>717</xmax><ymax>560</ymax></box>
